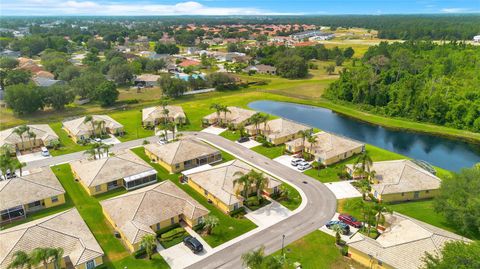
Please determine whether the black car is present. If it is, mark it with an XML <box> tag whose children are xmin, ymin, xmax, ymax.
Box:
<box><xmin>237</xmin><ymin>136</ymin><xmax>250</xmax><ymax>143</ymax></box>
<box><xmin>183</xmin><ymin>236</ymin><xmax>203</xmax><ymax>253</ymax></box>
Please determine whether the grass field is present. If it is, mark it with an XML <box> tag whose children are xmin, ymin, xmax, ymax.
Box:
<box><xmin>269</xmin><ymin>230</ymin><xmax>359</xmax><ymax>269</ymax></box>
<box><xmin>130</xmin><ymin>147</ymin><xmax>257</xmax><ymax>248</ymax></box>
<box><xmin>251</xmin><ymin>144</ymin><xmax>285</xmax><ymax>159</ymax></box>
<box><xmin>48</xmin><ymin>122</ymin><xmax>89</xmax><ymax>156</ymax></box>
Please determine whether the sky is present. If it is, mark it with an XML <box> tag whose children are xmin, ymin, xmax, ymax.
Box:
<box><xmin>1</xmin><ymin>0</ymin><xmax>479</xmax><ymax>16</ymax></box>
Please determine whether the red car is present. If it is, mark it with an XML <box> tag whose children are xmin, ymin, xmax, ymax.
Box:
<box><xmin>338</xmin><ymin>214</ymin><xmax>363</xmax><ymax>228</ymax></box>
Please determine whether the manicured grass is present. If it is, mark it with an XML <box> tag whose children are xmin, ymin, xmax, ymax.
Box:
<box><xmin>219</xmin><ymin>130</ymin><xmax>241</xmax><ymax>141</ymax></box>
<box><xmin>107</xmin><ymin>253</ymin><xmax>169</xmax><ymax>269</ymax></box>
<box><xmin>50</xmin><ymin>164</ymin><xmax>169</xmax><ymax>268</ymax></box>
<box><xmin>49</xmin><ymin>122</ymin><xmax>88</xmax><ymax>156</ymax></box>
<box><xmin>130</xmin><ymin>147</ymin><xmax>257</xmax><ymax>248</ymax></box>
<box><xmin>277</xmin><ymin>183</ymin><xmax>302</xmax><ymax>211</ymax></box>
<box><xmin>251</xmin><ymin>144</ymin><xmax>285</xmax><ymax>159</ymax></box>
<box><xmin>269</xmin><ymin>230</ymin><xmax>356</xmax><ymax>269</ymax></box>
<box><xmin>109</xmin><ymin>109</ymin><xmax>154</xmax><ymax>142</ymax></box>
<box><xmin>158</xmin><ymin>227</ymin><xmax>188</xmax><ymax>249</ymax></box>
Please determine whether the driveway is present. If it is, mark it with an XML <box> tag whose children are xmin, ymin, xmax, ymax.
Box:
<box><xmin>17</xmin><ymin>151</ymin><xmax>52</xmax><ymax>163</ymax></box>
<box><xmin>201</xmin><ymin>126</ymin><xmax>226</xmax><ymax>135</ymax></box>
<box><xmin>319</xmin><ymin>212</ymin><xmax>360</xmax><ymax>242</ymax></box>
<box><xmin>324</xmin><ymin>180</ymin><xmax>362</xmax><ymax>199</ymax></box>
<box><xmin>273</xmin><ymin>155</ymin><xmax>311</xmax><ymax>172</ymax></box>
<box><xmin>102</xmin><ymin>134</ymin><xmax>121</xmax><ymax>145</ymax></box>
<box><xmin>235</xmin><ymin>139</ymin><xmax>261</xmax><ymax>149</ymax></box>
<box><xmin>245</xmin><ymin>201</ymin><xmax>292</xmax><ymax>227</ymax></box>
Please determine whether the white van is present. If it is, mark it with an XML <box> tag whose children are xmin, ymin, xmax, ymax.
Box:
<box><xmin>41</xmin><ymin>147</ymin><xmax>50</xmax><ymax>157</ymax></box>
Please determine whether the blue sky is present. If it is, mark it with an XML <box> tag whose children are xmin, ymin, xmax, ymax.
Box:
<box><xmin>2</xmin><ymin>0</ymin><xmax>480</xmax><ymax>16</ymax></box>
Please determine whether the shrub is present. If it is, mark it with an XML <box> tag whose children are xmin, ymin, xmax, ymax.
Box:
<box><xmin>134</xmin><ymin>248</ymin><xmax>146</xmax><ymax>259</ymax></box>
<box><xmin>155</xmin><ymin>223</ymin><xmax>180</xmax><ymax>236</ymax></box>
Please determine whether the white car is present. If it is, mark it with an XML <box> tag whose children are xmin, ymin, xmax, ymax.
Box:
<box><xmin>297</xmin><ymin>162</ymin><xmax>311</xmax><ymax>171</ymax></box>
<box><xmin>94</xmin><ymin>138</ymin><xmax>102</xmax><ymax>143</ymax></box>
<box><xmin>40</xmin><ymin>146</ymin><xmax>50</xmax><ymax>157</ymax></box>
<box><xmin>291</xmin><ymin>158</ymin><xmax>305</xmax><ymax>166</ymax></box>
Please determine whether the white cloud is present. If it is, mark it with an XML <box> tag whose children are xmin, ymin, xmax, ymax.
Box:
<box><xmin>440</xmin><ymin>8</ymin><xmax>471</xmax><ymax>13</ymax></box>
<box><xmin>3</xmin><ymin>0</ymin><xmax>299</xmax><ymax>15</ymax></box>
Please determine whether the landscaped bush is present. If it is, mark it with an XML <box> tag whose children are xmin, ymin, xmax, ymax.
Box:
<box><xmin>229</xmin><ymin>207</ymin><xmax>247</xmax><ymax>219</ymax></box>
<box><xmin>160</xmin><ymin>227</ymin><xmax>185</xmax><ymax>239</ymax></box>
<box><xmin>134</xmin><ymin>248</ymin><xmax>146</xmax><ymax>259</ymax></box>
<box><xmin>193</xmin><ymin>222</ymin><xmax>205</xmax><ymax>232</ymax></box>
<box><xmin>158</xmin><ymin>227</ymin><xmax>187</xmax><ymax>249</ymax></box>
<box><xmin>154</xmin><ymin>223</ymin><xmax>180</xmax><ymax>236</ymax></box>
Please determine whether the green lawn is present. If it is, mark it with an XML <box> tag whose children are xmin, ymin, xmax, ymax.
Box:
<box><xmin>51</xmin><ymin>164</ymin><xmax>169</xmax><ymax>268</ymax></box>
<box><xmin>49</xmin><ymin>122</ymin><xmax>89</xmax><ymax>156</ymax></box>
<box><xmin>130</xmin><ymin>147</ymin><xmax>257</xmax><ymax>248</ymax></box>
<box><xmin>219</xmin><ymin>130</ymin><xmax>241</xmax><ymax>141</ymax></box>
<box><xmin>269</xmin><ymin>230</ymin><xmax>357</xmax><ymax>269</ymax></box>
<box><xmin>109</xmin><ymin>109</ymin><xmax>154</xmax><ymax>142</ymax></box>
<box><xmin>251</xmin><ymin>144</ymin><xmax>285</xmax><ymax>159</ymax></box>
<box><xmin>278</xmin><ymin>183</ymin><xmax>302</xmax><ymax>211</ymax></box>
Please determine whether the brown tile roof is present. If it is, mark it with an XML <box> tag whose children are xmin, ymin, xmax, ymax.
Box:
<box><xmin>203</xmin><ymin>106</ymin><xmax>256</xmax><ymax>126</ymax></box>
<box><xmin>142</xmin><ymin>105</ymin><xmax>186</xmax><ymax>123</ymax></box>
<box><xmin>0</xmin><ymin>124</ymin><xmax>59</xmax><ymax>149</ymax></box>
<box><xmin>62</xmin><ymin>115</ymin><xmax>123</xmax><ymax>137</ymax></box>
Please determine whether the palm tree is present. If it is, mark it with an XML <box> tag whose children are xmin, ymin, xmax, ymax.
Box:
<box><xmin>30</xmin><ymin>247</ymin><xmax>50</xmax><ymax>269</ymax></box>
<box><xmin>83</xmin><ymin>115</ymin><xmax>96</xmax><ymax>138</ymax></box>
<box><xmin>259</xmin><ymin>114</ymin><xmax>269</xmax><ymax>132</ymax></box>
<box><xmin>12</xmin><ymin>159</ymin><xmax>26</xmax><ymax>177</ymax></box>
<box><xmin>249</xmin><ymin>113</ymin><xmax>262</xmax><ymax>135</ymax></box>
<box><xmin>13</xmin><ymin>125</ymin><xmax>29</xmax><ymax>151</ymax></box>
<box><xmin>167</xmin><ymin>122</ymin><xmax>177</xmax><ymax>140</ymax></box>
<box><xmin>0</xmin><ymin>151</ymin><xmax>13</xmax><ymax>179</ymax></box>
<box><xmin>298</xmin><ymin>130</ymin><xmax>310</xmax><ymax>153</ymax></box>
<box><xmin>203</xmin><ymin>215</ymin><xmax>219</xmax><ymax>235</ymax></box>
<box><xmin>233</xmin><ymin>171</ymin><xmax>253</xmax><ymax>198</ymax></box>
<box><xmin>307</xmin><ymin>134</ymin><xmax>318</xmax><ymax>160</ymax></box>
<box><xmin>251</xmin><ymin>170</ymin><xmax>269</xmax><ymax>200</ymax></box>
<box><xmin>355</xmin><ymin>152</ymin><xmax>373</xmax><ymax>178</ymax></box>
<box><xmin>220</xmin><ymin>105</ymin><xmax>231</xmax><ymax>125</ymax></box>
<box><xmin>140</xmin><ymin>234</ymin><xmax>157</xmax><ymax>260</ymax></box>
<box><xmin>84</xmin><ymin>148</ymin><xmax>97</xmax><ymax>160</ymax></box>
<box><xmin>241</xmin><ymin>246</ymin><xmax>265</xmax><ymax>269</ymax></box>
<box><xmin>7</xmin><ymin>250</ymin><xmax>32</xmax><ymax>269</ymax></box>
<box><xmin>101</xmin><ymin>143</ymin><xmax>113</xmax><ymax>156</ymax></box>
<box><xmin>95</xmin><ymin>120</ymin><xmax>106</xmax><ymax>137</ymax></box>
<box><xmin>47</xmin><ymin>248</ymin><xmax>64</xmax><ymax>269</ymax></box>
<box><xmin>238</xmin><ymin>124</ymin><xmax>246</xmax><ymax>138</ymax></box>
<box><xmin>373</xmin><ymin>203</ymin><xmax>392</xmax><ymax>229</ymax></box>
<box><xmin>27</xmin><ymin>131</ymin><xmax>36</xmax><ymax>152</ymax></box>
<box><xmin>209</xmin><ymin>103</ymin><xmax>222</xmax><ymax>125</ymax></box>
<box><xmin>162</xmin><ymin>107</ymin><xmax>170</xmax><ymax>125</ymax></box>
<box><xmin>331</xmin><ymin>224</ymin><xmax>344</xmax><ymax>245</ymax></box>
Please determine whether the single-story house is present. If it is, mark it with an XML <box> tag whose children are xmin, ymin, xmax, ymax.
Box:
<box><xmin>33</xmin><ymin>76</ymin><xmax>65</xmax><ymax>87</ymax></box>
<box><xmin>145</xmin><ymin>138</ymin><xmax>222</xmax><ymax>173</ymax></box>
<box><xmin>347</xmin><ymin>212</ymin><xmax>471</xmax><ymax>269</ymax></box>
<box><xmin>202</xmin><ymin>106</ymin><xmax>256</xmax><ymax>128</ymax></box>
<box><xmin>101</xmin><ymin>181</ymin><xmax>209</xmax><ymax>252</ymax></box>
<box><xmin>182</xmin><ymin>159</ymin><xmax>281</xmax><ymax>214</ymax></box>
<box><xmin>286</xmin><ymin>131</ymin><xmax>365</xmax><ymax>165</ymax></box>
<box><xmin>0</xmin><ymin>209</ymin><xmax>104</xmax><ymax>269</ymax></box>
<box><xmin>186</xmin><ymin>47</ymin><xmax>200</xmax><ymax>55</ymax></box>
<box><xmin>0</xmin><ymin>124</ymin><xmax>59</xmax><ymax>153</ymax></box>
<box><xmin>346</xmin><ymin>160</ymin><xmax>442</xmax><ymax>202</ymax></box>
<box><xmin>63</xmin><ymin>115</ymin><xmax>124</xmax><ymax>143</ymax></box>
<box><xmin>244</xmin><ymin>64</ymin><xmax>277</xmax><ymax>75</ymax></box>
<box><xmin>473</xmin><ymin>35</ymin><xmax>480</xmax><ymax>43</ymax></box>
<box><xmin>134</xmin><ymin>74</ymin><xmax>160</xmax><ymax>87</ymax></box>
<box><xmin>142</xmin><ymin>105</ymin><xmax>186</xmax><ymax>127</ymax></box>
<box><xmin>70</xmin><ymin>150</ymin><xmax>157</xmax><ymax>196</ymax></box>
<box><xmin>179</xmin><ymin>59</ymin><xmax>201</xmax><ymax>68</ymax></box>
<box><xmin>0</xmin><ymin>167</ymin><xmax>65</xmax><ymax>225</ymax></box>
<box><xmin>246</xmin><ymin>118</ymin><xmax>313</xmax><ymax>145</ymax></box>
<box><xmin>0</xmin><ymin>49</ymin><xmax>21</xmax><ymax>58</ymax></box>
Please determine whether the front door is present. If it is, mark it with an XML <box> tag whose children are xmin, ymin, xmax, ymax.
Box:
<box><xmin>86</xmin><ymin>260</ymin><xmax>96</xmax><ymax>269</ymax></box>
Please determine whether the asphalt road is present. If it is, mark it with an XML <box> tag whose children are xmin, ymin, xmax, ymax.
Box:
<box><xmin>24</xmin><ymin>132</ymin><xmax>337</xmax><ymax>269</ymax></box>
<box><xmin>185</xmin><ymin>132</ymin><xmax>337</xmax><ymax>269</ymax></box>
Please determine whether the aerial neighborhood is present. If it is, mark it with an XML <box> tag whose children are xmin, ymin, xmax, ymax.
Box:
<box><xmin>0</xmin><ymin>12</ymin><xmax>479</xmax><ymax>269</ymax></box>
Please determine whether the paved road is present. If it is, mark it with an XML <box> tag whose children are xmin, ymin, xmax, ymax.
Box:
<box><xmin>185</xmin><ymin>132</ymin><xmax>337</xmax><ymax>269</ymax></box>
<box><xmin>24</xmin><ymin>132</ymin><xmax>337</xmax><ymax>269</ymax></box>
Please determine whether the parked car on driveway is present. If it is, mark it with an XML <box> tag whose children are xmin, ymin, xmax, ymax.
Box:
<box><xmin>237</xmin><ymin>136</ymin><xmax>249</xmax><ymax>143</ymax></box>
<box><xmin>326</xmin><ymin>220</ymin><xmax>350</xmax><ymax>235</ymax></box>
<box><xmin>41</xmin><ymin>146</ymin><xmax>50</xmax><ymax>157</ymax></box>
<box><xmin>183</xmin><ymin>236</ymin><xmax>203</xmax><ymax>253</ymax></box>
<box><xmin>291</xmin><ymin>158</ymin><xmax>304</xmax><ymax>166</ymax></box>
<box><xmin>338</xmin><ymin>214</ymin><xmax>363</xmax><ymax>228</ymax></box>
<box><xmin>297</xmin><ymin>161</ymin><xmax>311</xmax><ymax>171</ymax></box>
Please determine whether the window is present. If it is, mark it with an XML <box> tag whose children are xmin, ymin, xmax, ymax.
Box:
<box><xmin>426</xmin><ymin>190</ymin><xmax>430</xmax><ymax>194</ymax></box>
<box><xmin>95</xmin><ymin>185</ymin><xmax>102</xmax><ymax>192</ymax></box>
<box><xmin>86</xmin><ymin>260</ymin><xmax>96</xmax><ymax>269</ymax></box>
<box><xmin>156</xmin><ymin>223</ymin><xmax>161</xmax><ymax>230</ymax></box>
<box><xmin>51</xmin><ymin>196</ymin><xmax>59</xmax><ymax>203</ymax></box>
<box><xmin>170</xmin><ymin>217</ymin><xmax>175</xmax><ymax>225</ymax></box>
<box><xmin>27</xmin><ymin>201</ymin><xmax>41</xmax><ymax>208</ymax></box>
<box><xmin>204</xmin><ymin>190</ymin><xmax>208</xmax><ymax>196</ymax></box>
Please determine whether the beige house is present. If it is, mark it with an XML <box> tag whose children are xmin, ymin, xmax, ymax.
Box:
<box><xmin>145</xmin><ymin>139</ymin><xmax>222</xmax><ymax>173</ymax></box>
<box><xmin>0</xmin><ymin>209</ymin><xmax>104</xmax><ymax>269</ymax></box>
<box><xmin>182</xmin><ymin>159</ymin><xmax>281</xmax><ymax>214</ymax></box>
<box><xmin>63</xmin><ymin>115</ymin><xmax>124</xmax><ymax>143</ymax></box>
<box><xmin>246</xmin><ymin>118</ymin><xmax>312</xmax><ymax>145</ymax></box>
<box><xmin>202</xmin><ymin>106</ymin><xmax>256</xmax><ymax>128</ymax></box>
<box><xmin>346</xmin><ymin>160</ymin><xmax>442</xmax><ymax>202</ymax></box>
<box><xmin>134</xmin><ymin>74</ymin><xmax>161</xmax><ymax>87</ymax></box>
<box><xmin>0</xmin><ymin>124</ymin><xmax>59</xmax><ymax>152</ymax></box>
<box><xmin>70</xmin><ymin>151</ymin><xmax>157</xmax><ymax>196</ymax></box>
<box><xmin>0</xmin><ymin>167</ymin><xmax>66</xmax><ymax>225</ymax></box>
<box><xmin>101</xmin><ymin>181</ymin><xmax>209</xmax><ymax>252</ymax></box>
<box><xmin>286</xmin><ymin>132</ymin><xmax>365</xmax><ymax>165</ymax></box>
<box><xmin>347</xmin><ymin>212</ymin><xmax>470</xmax><ymax>269</ymax></box>
<box><xmin>142</xmin><ymin>105</ymin><xmax>186</xmax><ymax>127</ymax></box>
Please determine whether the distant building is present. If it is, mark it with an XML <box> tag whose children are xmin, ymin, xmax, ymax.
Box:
<box><xmin>134</xmin><ymin>74</ymin><xmax>160</xmax><ymax>87</ymax></box>
<box><xmin>291</xmin><ymin>30</ymin><xmax>334</xmax><ymax>41</ymax></box>
<box><xmin>186</xmin><ymin>47</ymin><xmax>200</xmax><ymax>55</ymax></box>
<box><xmin>0</xmin><ymin>49</ymin><xmax>20</xmax><ymax>58</ymax></box>
<box><xmin>474</xmin><ymin>35</ymin><xmax>480</xmax><ymax>43</ymax></box>
<box><xmin>33</xmin><ymin>76</ymin><xmax>65</xmax><ymax>87</ymax></box>
<box><xmin>244</xmin><ymin>64</ymin><xmax>277</xmax><ymax>75</ymax></box>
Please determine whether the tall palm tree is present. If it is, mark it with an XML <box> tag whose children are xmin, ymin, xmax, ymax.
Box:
<box><xmin>209</xmin><ymin>103</ymin><xmax>222</xmax><ymax>125</ymax></box>
<box><xmin>101</xmin><ymin>143</ymin><xmax>113</xmax><ymax>156</ymax></box>
<box><xmin>30</xmin><ymin>248</ymin><xmax>50</xmax><ymax>269</ymax></box>
<box><xmin>27</xmin><ymin>131</ymin><xmax>36</xmax><ymax>152</ymax></box>
<box><xmin>167</xmin><ymin>122</ymin><xmax>177</xmax><ymax>140</ymax></box>
<box><xmin>13</xmin><ymin>125</ymin><xmax>29</xmax><ymax>151</ymax></box>
<box><xmin>84</xmin><ymin>148</ymin><xmax>97</xmax><ymax>160</ymax></box>
<box><xmin>355</xmin><ymin>152</ymin><xmax>373</xmax><ymax>178</ymax></box>
<box><xmin>83</xmin><ymin>115</ymin><xmax>96</xmax><ymax>138</ymax></box>
<box><xmin>140</xmin><ymin>234</ymin><xmax>156</xmax><ymax>260</ymax></box>
<box><xmin>203</xmin><ymin>215</ymin><xmax>219</xmax><ymax>235</ymax></box>
<box><xmin>373</xmin><ymin>203</ymin><xmax>392</xmax><ymax>229</ymax></box>
<box><xmin>238</xmin><ymin>124</ymin><xmax>246</xmax><ymax>137</ymax></box>
<box><xmin>249</xmin><ymin>113</ymin><xmax>262</xmax><ymax>135</ymax></box>
<box><xmin>241</xmin><ymin>246</ymin><xmax>265</xmax><ymax>269</ymax></box>
<box><xmin>233</xmin><ymin>171</ymin><xmax>253</xmax><ymax>198</ymax></box>
<box><xmin>162</xmin><ymin>107</ymin><xmax>170</xmax><ymax>125</ymax></box>
<box><xmin>307</xmin><ymin>134</ymin><xmax>318</xmax><ymax>160</ymax></box>
<box><xmin>7</xmin><ymin>250</ymin><xmax>32</xmax><ymax>269</ymax></box>
<box><xmin>95</xmin><ymin>120</ymin><xmax>106</xmax><ymax>137</ymax></box>
<box><xmin>220</xmin><ymin>105</ymin><xmax>231</xmax><ymax>125</ymax></box>
<box><xmin>251</xmin><ymin>170</ymin><xmax>269</xmax><ymax>199</ymax></box>
<box><xmin>259</xmin><ymin>114</ymin><xmax>269</xmax><ymax>132</ymax></box>
<box><xmin>12</xmin><ymin>159</ymin><xmax>26</xmax><ymax>177</ymax></box>
<box><xmin>298</xmin><ymin>130</ymin><xmax>310</xmax><ymax>153</ymax></box>
<box><xmin>0</xmin><ymin>151</ymin><xmax>13</xmax><ymax>179</ymax></box>
<box><xmin>46</xmin><ymin>248</ymin><xmax>64</xmax><ymax>269</ymax></box>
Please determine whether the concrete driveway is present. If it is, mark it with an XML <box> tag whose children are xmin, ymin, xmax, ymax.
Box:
<box><xmin>324</xmin><ymin>180</ymin><xmax>362</xmax><ymax>199</ymax></box>
<box><xmin>17</xmin><ymin>151</ymin><xmax>52</xmax><ymax>163</ymax></box>
<box><xmin>273</xmin><ymin>155</ymin><xmax>311</xmax><ymax>172</ymax></box>
<box><xmin>201</xmin><ymin>126</ymin><xmax>226</xmax><ymax>135</ymax></box>
<box><xmin>319</xmin><ymin>212</ymin><xmax>360</xmax><ymax>242</ymax></box>
<box><xmin>245</xmin><ymin>201</ymin><xmax>292</xmax><ymax>227</ymax></box>
<box><xmin>102</xmin><ymin>135</ymin><xmax>121</xmax><ymax>145</ymax></box>
<box><xmin>235</xmin><ymin>139</ymin><xmax>261</xmax><ymax>149</ymax></box>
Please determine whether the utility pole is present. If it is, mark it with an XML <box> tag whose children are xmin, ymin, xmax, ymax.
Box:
<box><xmin>281</xmin><ymin>234</ymin><xmax>286</xmax><ymax>257</ymax></box>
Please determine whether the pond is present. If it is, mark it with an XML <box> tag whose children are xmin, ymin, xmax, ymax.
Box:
<box><xmin>248</xmin><ymin>100</ymin><xmax>480</xmax><ymax>172</ymax></box>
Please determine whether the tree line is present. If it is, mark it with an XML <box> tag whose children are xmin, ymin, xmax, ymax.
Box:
<box><xmin>326</xmin><ymin>41</ymin><xmax>480</xmax><ymax>132</ymax></box>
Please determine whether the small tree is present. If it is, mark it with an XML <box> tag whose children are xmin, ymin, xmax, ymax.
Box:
<box><xmin>7</xmin><ymin>250</ymin><xmax>32</xmax><ymax>269</ymax></box>
<box><xmin>140</xmin><ymin>234</ymin><xmax>157</xmax><ymax>260</ymax></box>
<box><xmin>83</xmin><ymin>115</ymin><xmax>96</xmax><ymax>138</ymax></box>
<box><xmin>422</xmin><ymin>241</ymin><xmax>480</xmax><ymax>269</ymax></box>
<box><xmin>209</xmin><ymin>103</ymin><xmax>223</xmax><ymax>125</ymax></box>
<box><xmin>331</xmin><ymin>224</ymin><xmax>344</xmax><ymax>245</ymax></box>
<box><xmin>94</xmin><ymin>81</ymin><xmax>119</xmax><ymax>107</ymax></box>
<box><xmin>324</xmin><ymin>64</ymin><xmax>335</xmax><ymax>75</ymax></box>
<box><xmin>241</xmin><ymin>246</ymin><xmax>265</xmax><ymax>269</ymax></box>
<box><xmin>203</xmin><ymin>215</ymin><xmax>219</xmax><ymax>235</ymax></box>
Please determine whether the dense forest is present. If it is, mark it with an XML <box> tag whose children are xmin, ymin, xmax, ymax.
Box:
<box><xmin>326</xmin><ymin>41</ymin><xmax>480</xmax><ymax>132</ymax></box>
<box><xmin>1</xmin><ymin>15</ymin><xmax>479</xmax><ymax>40</ymax></box>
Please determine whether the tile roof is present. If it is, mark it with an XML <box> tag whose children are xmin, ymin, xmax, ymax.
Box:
<box><xmin>0</xmin><ymin>209</ymin><xmax>104</xmax><ymax>269</ymax></box>
<box><xmin>246</xmin><ymin>118</ymin><xmax>311</xmax><ymax>140</ymax></box>
<box><xmin>203</xmin><ymin>106</ymin><xmax>256</xmax><ymax>125</ymax></box>
<box><xmin>347</xmin><ymin>160</ymin><xmax>442</xmax><ymax>195</ymax></box>
<box><xmin>184</xmin><ymin>160</ymin><xmax>281</xmax><ymax>206</ymax></box>
<box><xmin>347</xmin><ymin>212</ymin><xmax>471</xmax><ymax>269</ymax></box>
<box><xmin>100</xmin><ymin>181</ymin><xmax>209</xmax><ymax>245</ymax></box>
<box><xmin>70</xmin><ymin>150</ymin><xmax>155</xmax><ymax>187</ymax></box>
<box><xmin>0</xmin><ymin>124</ymin><xmax>59</xmax><ymax>148</ymax></box>
<box><xmin>142</xmin><ymin>105</ymin><xmax>186</xmax><ymax>122</ymax></box>
<box><xmin>0</xmin><ymin>167</ymin><xmax>65</xmax><ymax>211</ymax></box>
<box><xmin>135</xmin><ymin>74</ymin><xmax>160</xmax><ymax>82</ymax></box>
<box><xmin>62</xmin><ymin>115</ymin><xmax>123</xmax><ymax>137</ymax></box>
<box><xmin>144</xmin><ymin>138</ymin><xmax>220</xmax><ymax>166</ymax></box>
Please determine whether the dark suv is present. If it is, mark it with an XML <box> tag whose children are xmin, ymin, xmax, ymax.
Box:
<box><xmin>326</xmin><ymin>220</ymin><xmax>350</xmax><ymax>235</ymax></box>
<box><xmin>237</xmin><ymin>136</ymin><xmax>250</xmax><ymax>143</ymax></box>
<box><xmin>338</xmin><ymin>214</ymin><xmax>363</xmax><ymax>228</ymax></box>
<box><xmin>183</xmin><ymin>236</ymin><xmax>204</xmax><ymax>253</ymax></box>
